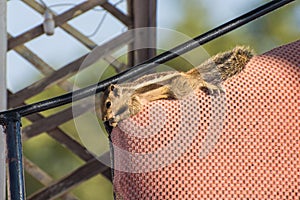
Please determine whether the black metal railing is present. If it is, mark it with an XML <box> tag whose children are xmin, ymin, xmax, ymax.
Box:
<box><xmin>0</xmin><ymin>0</ymin><xmax>295</xmax><ymax>199</ymax></box>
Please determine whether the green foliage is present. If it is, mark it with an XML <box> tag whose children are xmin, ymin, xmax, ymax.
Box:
<box><xmin>173</xmin><ymin>1</ymin><xmax>299</xmax><ymax>55</ymax></box>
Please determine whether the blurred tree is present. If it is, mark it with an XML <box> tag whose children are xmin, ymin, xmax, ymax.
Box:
<box><xmin>172</xmin><ymin>0</ymin><xmax>299</xmax><ymax>55</ymax></box>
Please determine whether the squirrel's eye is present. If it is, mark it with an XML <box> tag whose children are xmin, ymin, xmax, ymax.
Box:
<box><xmin>106</xmin><ymin>101</ymin><xmax>111</xmax><ymax>109</ymax></box>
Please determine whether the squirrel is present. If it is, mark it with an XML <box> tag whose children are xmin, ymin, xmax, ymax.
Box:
<box><xmin>101</xmin><ymin>46</ymin><xmax>254</xmax><ymax>127</ymax></box>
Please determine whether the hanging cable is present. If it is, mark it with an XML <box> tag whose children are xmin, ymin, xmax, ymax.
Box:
<box><xmin>38</xmin><ymin>0</ymin><xmax>125</xmax><ymax>37</ymax></box>
<box><xmin>85</xmin><ymin>12</ymin><xmax>109</xmax><ymax>38</ymax></box>
<box><xmin>38</xmin><ymin>0</ymin><xmax>47</xmax><ymax>8</ymax></box>
<box><xmin>84</xmin><ymin>0</ymin><xmax>125</xmax><ymax>38</ymax></box>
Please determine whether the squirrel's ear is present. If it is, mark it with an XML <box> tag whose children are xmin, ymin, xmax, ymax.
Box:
<box><xmin>109</xmin><ymin>84</ymin><xmax>115</xmax><ymax>91</ymax></box>
<box><xmin>109</xmin><ymin>84</ymin><xmax>120</xmax><ymax>97</ymax></box>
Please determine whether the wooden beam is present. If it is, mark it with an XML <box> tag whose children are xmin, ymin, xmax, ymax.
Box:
<box><xmin>25</xmin><ymin>112</ymin><xmax>94</xmax><ymax>162</ymax></box>
<box><xmin>8</xmin><ymin>55</ymin><xmax>86</xmax><ymax>108</ymax></box>
<box><xmin>27</xmin><ymin>155</ymin><xmax>111</xmax><ymax>200</ymax></box>
<box><xmin>14</xmin><ymin>43</ymin><xmax>54</xmax><ymax>75</ymax></box>
<box><xmin>14</xmin><ymin>32</ymin><xmax>125</xmax><ymax>85</ymax></box>
<box><xmin>12</xmin><ymin>46</ymin><xmax>118</xmax><ymax>163</ymax></box>
<box><xmin>8</xmin><ymin>31</ymin><xmax>133</xmax><ymax>108</ymax></box>
<box><xmin>47</xmin><ymin>129</ymin><xmax>94</xmax><ymax>162</ymax></box>
<box><xmin>23</xmin><ymin>0</ymin><xmax>97</xmax><ymax>50</ymax></box>
<box><xmin>101</xmin><ymin>1</ymin><xmax>132</xmax><ymax>26</ymax></box>
<box><xmin>9</xmin><ymin>32</ymin><xmax>79</xmax><ymax>93</ymax></box>
<box><xmin>22</xmin><ymin>100</ymin><xmax>94</xmax><ymax>139</ymax></box>
<box><xmin>23</xmin><ymin>0</ymin><xmax>129</xmax><ymax>72</ymax></box>
<box><xmin>24</xmin><ymin>158</ymin><xmax>79</xmax><ymax>200</ymax></box>
<box><xmin>104</xmin><ymin>55</ymin><xmax>127</xmax><ymax>73</ymax></box>
<box><xmin>23</xmin><ymin>0</ymin><xmax>132</xmax><ymax>32</ymax></box>
<box><xmin>8</xmin><ymin>0</ymin><xmax>107</xmax><ymax>50</ymax></box>
<box><xmin>60</xmin><ymin>23</ymin><xmax>97</xmax><ymax>49</ymax></box>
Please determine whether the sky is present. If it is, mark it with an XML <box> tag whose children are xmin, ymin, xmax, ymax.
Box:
<box><xmin>6</xmin><ymin>0</ymin><xmax>300</xmax><ymax>93</ymax></box>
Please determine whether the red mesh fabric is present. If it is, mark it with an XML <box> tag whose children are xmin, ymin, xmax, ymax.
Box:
<box><xmin>111</xmin><ymin>40</ymin><xmax>300</xmax><ymax>199</ymax></box>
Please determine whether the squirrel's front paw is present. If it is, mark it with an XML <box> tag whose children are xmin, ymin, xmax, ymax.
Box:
<box><xmin>104</xmin><ymin>104</ymin><xmax>132</xmax><ymax>127</ymax></box>
<box><xmin>103</xmin><ymin>108</ymin><xmax>130</xmax><ymax>127</ymax></box>
<box><xmin>201</xmin><ymin>83</ymin><xmax>225</xmax><ymax>95</ymax></box>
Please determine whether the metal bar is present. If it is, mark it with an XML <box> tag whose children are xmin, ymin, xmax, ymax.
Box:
<box><xmin>0</xmin><ymin>0</ymin><xmax>7</xmax><ymax>198</ymax></box>
<box><xmin>24</xmin><ymin>110</ymin><xmax>95</xmax><ymax>161</ymax></box>
<box><xmin>131</xmin><ymin>0</ymin><xmax>157</xmax><ymax>65</ymax></box>
<box><xmin>126</xmin><ymin>0</ymin><xmax>134</xmax><ymax>67</ymax></box>
<box><xmin>3</xmin><ymin>112</ymin><xmax>25</xmax><ymax>200</ymax></box>
<box><xmin>0</xmin><ymin>0</ymin><xmax>295</xmax><ymax>118</ymax></box>
<box><xmin>16</xmin><ymin>95</ymin><xmax>94</xmax><ymax>161</ymax></box>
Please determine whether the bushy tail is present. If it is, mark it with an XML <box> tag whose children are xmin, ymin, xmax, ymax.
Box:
<box><xmin>190</xmin><ymin>46</ymin><xmax>254</xmax><ymax>85</ymax></box>
<box><xmin>213</xmin><ymin>46</ymin><xmax>254</xmax><ymax>81</ymax></box>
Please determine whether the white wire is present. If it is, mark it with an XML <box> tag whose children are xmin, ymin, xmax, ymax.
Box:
<box><xmin>37</xmin><ymin>0</ymin><xmax>125</xmax><ymax>38</ymax></box>
<box><xmin>38</xmin><ymin>0</ymin><xmax>47</xmax><ymax>8</ymax></box>
<box><xmin>84</xmin><ymin>0</ymin><xmax>125</xmax><ymax>38</ymax></box>
<box><xmin>85</xmin><ymin>12</ymin><xmax>109</xmax><ymax>37</ymax></box>
<box><xmin>38</xmin><ymin>0</ymin><xmax>124</xmax><ymax>13</ymax></box>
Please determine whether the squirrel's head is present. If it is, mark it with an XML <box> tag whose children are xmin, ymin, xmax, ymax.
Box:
<box><xmin>101</xmin><ymin>84</ymin><xmax>134</xmax><ymax>127</ymax></box>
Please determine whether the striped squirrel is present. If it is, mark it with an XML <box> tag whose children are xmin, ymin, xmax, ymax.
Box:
<box><xmin>101</xmin><ymin>46</ymin><xmax>254</xmax><ymax>127</ymax></box>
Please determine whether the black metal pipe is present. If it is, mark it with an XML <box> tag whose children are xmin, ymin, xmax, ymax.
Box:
<box><xmin>0</xmin><ymin>0</ymin><xmax>295</xmax><ymax>118</ymax></box>
<box><xmin>3</xmin><ymin>112</ymin><xmax>25</xmax><ymax>200</ymax></box>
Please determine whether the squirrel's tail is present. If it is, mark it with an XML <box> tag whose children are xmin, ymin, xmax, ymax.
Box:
<box><xmin>215</xmin><ymin>46</ymin><xmax>254</xmax><ymax>81</ymax></box>
<box><xmin>189</xmin><ymin>46</ymin><xmax>254</xmax><ymax>85</ymax></box>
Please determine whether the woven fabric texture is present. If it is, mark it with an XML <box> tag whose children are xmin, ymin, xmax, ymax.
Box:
<box><xmin>111</xmin><ymin>40</ymin><xmax>300</xmax><ymax>199</ymax></box>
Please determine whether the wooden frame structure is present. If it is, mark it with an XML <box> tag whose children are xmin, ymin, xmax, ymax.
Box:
<box><xmin>5</xmin><ymin>0</ymin><xmax>156</xmax><ymax>199</ymax></box>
